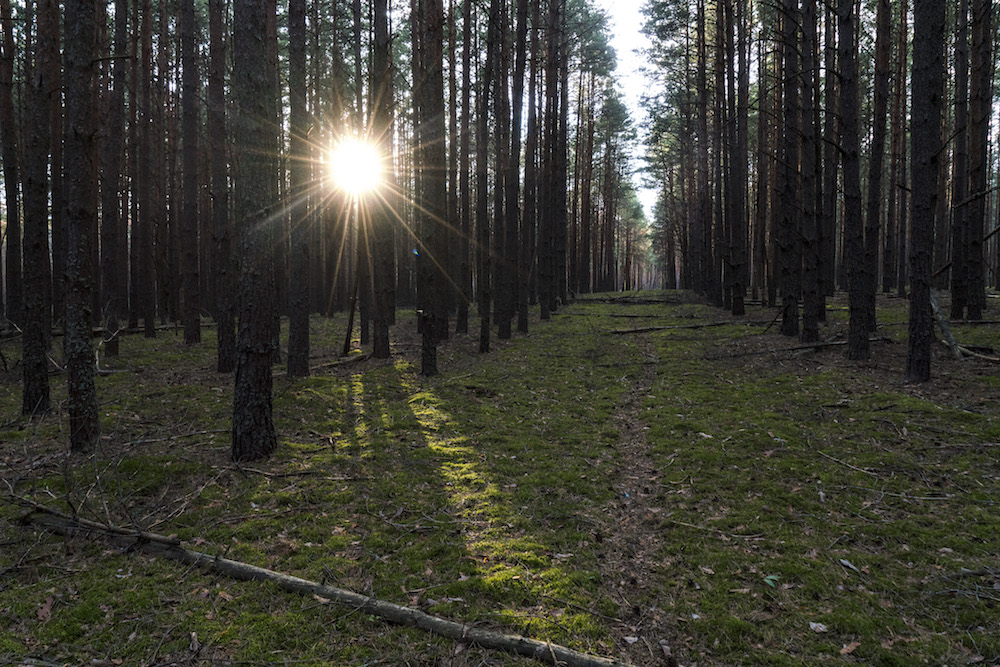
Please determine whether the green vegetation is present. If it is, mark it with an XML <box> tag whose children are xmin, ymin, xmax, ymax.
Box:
<box><xmin>2</xmin><ymin>292</ymin><xmax>998</xmax><ymax>665</ymax></box>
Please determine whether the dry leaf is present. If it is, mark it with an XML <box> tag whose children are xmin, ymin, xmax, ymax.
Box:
<box><xmin>809</xmin><ymin>622</ymin><xmax>828</xmax><ymax>633</ymax></box>
<box><xmin>699</xmin><ymin>566</ymin><xmax>715</xmax><ymax>575</ymax></box>
<box><xmin>217</xmin><ymin>591</ymin><xmax>234</xmax><ymax>602</ymax></box>
<box><xmin>840</xmin><ymin>641</ymin><xmax>861</xmax><ymax>655</ymax></box>
<box><xmin>37</xmin><ymin>596</ymin><xmax>54</xmax><ymax>622</ymax></box>
<box><xmin>624</xmin><ymin>636</ymin><xmax>640</xmax><ymax>644</ymax></box>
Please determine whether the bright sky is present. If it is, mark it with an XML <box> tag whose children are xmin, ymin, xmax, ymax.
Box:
<box><xmin>593</xmin><ymin>0</ymin><xmax>658</xmax><ymax>220</ymax></box>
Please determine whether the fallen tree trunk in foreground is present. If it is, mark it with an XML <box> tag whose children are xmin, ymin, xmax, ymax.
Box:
<box><xmin>15</xmin><ymin>498</ymin><xmax>629</xmax><ymax>667</ymax></box>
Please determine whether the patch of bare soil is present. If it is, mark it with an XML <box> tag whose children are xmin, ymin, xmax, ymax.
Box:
<box><xmin>590</xmin><ymin>337</ymin><xmax>679</xmax><ymax>666</ymax></box>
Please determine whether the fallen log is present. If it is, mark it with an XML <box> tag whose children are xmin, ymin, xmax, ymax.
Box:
<box><xmin>15</xmin><ymin>498</ymin><xmax>629</xmax><ymax>667</ymax></box>
<box><xmin>608</xmin><ymin>320</ymin><xmax>771</xmax><ymax>335</ymax></box>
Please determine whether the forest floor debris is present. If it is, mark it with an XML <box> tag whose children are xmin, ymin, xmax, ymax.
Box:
<box><xmin>2</xmin><ymin>290</ymin><xmax>999</xmax><ymax>665</ymax></box>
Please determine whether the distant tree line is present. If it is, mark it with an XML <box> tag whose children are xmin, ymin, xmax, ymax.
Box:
<box><xmin>642</xmin><ymin>0</ymin><xmax>985</xmax><ymax>381</ymax></box>
<box><xmin>1</xmin><ymin>0</ymin><xmax>654</xmax><ymax>459</ymax></box>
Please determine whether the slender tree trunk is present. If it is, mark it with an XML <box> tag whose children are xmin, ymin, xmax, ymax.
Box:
<box><xmin>492</xmin><ymin>0</ymin><xmax>511</xmax><ymax>339</ymax></box>
<box><xmin>286</xmin><ymin>0</ymin><xmax>310</xmax><ymax>375</ymax></box>
<box><xmin>416</xmin><ymin>0</ymin><xmax>448</xmax><ymax>373</ymax></box>
<box><xmin>518</xmin><ymin>1</ymin><xmax>539</xmax><ymax>332</ymax></box>
<box><xmin>455</xmin><ymin>0</ymin><xmax>472</xmax><ymax>334</ymax></box>
<box><xmin>232</xmin><ymin>0</ymin><xmax>278</xmax><ymax>460</ymax></box>
<box><xmin>950</xmin><ymin>0</ymin><xmax>970</xmax><ymax>319</ymax></box>
<box><xmin>209</xmin><ymin>0</ymin><xmax>234</xmax><ymax>373</ymax></box>
<box><xmin>779</xmin><ymin>0</ymin><xmax>801</xmax><ymax>336</ymax></box>
<box><xmin>181</xmin><ymin>0</ymin><xmax>201</xmax><ymax>343</ymax></box>
<box><xmin>371</xmin><ymin>0</ymin><xmax>394</xmax><ymax>359</ymax></box>
<box><xmin>841</xmin><ymin>0</ymin><xmax>866</xmax><ymax>359</ymax></box>
<box><xmin>885</xmin><ymin>0</ymin><xmax>908</xmax><ymax>294</ymax></box>
<box><xmin>22</xmin><ymin>0</ymin><xmax>57</xmax><ymax>415</ymax></box>
<box><xmin>476</xmin><ymin>0</ymin><xmax>497</xmax><ymax>349</ymax></box>
<box><xmin>800</xmin><ymin>0</ymin><xmax>819</xmax><ymax>341</ymax></box>
<box><xmin>863</xmin><ymin>0</ymin><xmax>891</xmax><ymax>333</ymax></box>
<box><xmin>0</xmin><ymin>0</ymin><xmax>21</xmax><ymax>327</ymax></box>
<box><xmin>967</xmin><ymin>0</ymin><xmax>991</xmax><ymax>319</ymax></box>
<box><xmin>906</xmin><ymin>0</ymin><xmax>944</xmax><ymax>383</ymax></box>
<box><xmin>821</xmin><ymin>2</ymin><xmax>838</xmax><ymax>306</ymax></box>
<box><xmin>64</xmin><ymin>0</ymin><xmax>101</xmax><ymax>452</ymax></box>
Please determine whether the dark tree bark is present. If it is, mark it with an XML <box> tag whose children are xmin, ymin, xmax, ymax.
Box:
<box><xmin>863</xmin><ymin>0</ymin><xmax>891</xmax><ymax>332</ymax></box>
<box><xmin>492</xmin><ymin>0</ymin><xmax>511</xmax><ymax>339</ymax></box>
<box><xmin>950</xmin><ymin>0</ymin><xmax>970</xmax><ymax>319</ymax></box>
<box><xmin>371</xmin><ymin>0</ymin><xmax>394</xmax><ymax>359</ymax></box>
<box><xmin>820</xmin><ymin>2</ymin><xmax>838</xmax><ymax>307</ymax></box>
<box><xmin>906</xmin><ymin>0</ymin><xmax>945</xmax><ymax>383</ymax></box>
<box><xmin>22</xmin><ymin>0</ymin><xmax>58</xmax><ymax>415</ymax></box>
<box><xmin>99</xmin><ymin>0</ymin><xmax>127</xmax><ymax>357</ymax></box>
<box><xmin>64</xmin><ymin>0</ymin><xmax>101</xmax><ymax>452</ymax></box>
<box><xmin>416</xmin><ymin>0</ymin><xmax>448</xmax><ymax>374</ymax></box>
<box><xmin>884</xmin><ymin>0</ymin><xmax>908</xmax><ymax>294</ymax></box>
<box><xmin>841</xmin><ymin>0</ymin><xmax>866</xmax><ymax>359</ymax></box>
<box><xmin>499</xmin><ymin>0</ymin><xmax>528</xmax><ymax>338</ymax></box>
<box><xmin>232</xmin><ymin>0</ymin><xmax>278</xmax><ymax>461</ymax></box>
<box><xmin>137</xmin><ymin>0</ymin><xmax>156</xmax><ymax>337</ymax></box>
<box><xmin>966</xmin><ymin>0</ymin><xmax>991</xmax><ymax>319</ymax></box>
<box><xmin>518</xmin><ymin>0</ymin><xmax>539</xmax><ymax>332</ymax></box>
<box><xmin>799</xmin><ymin>0</ymin><xmax>819</xmax><ymax>341</ymax></box>
<box><xmin>209</xmin><ymin>0</ymin><xmax>234</xmax><ymax>373</ymax></box>
<box><xmin>286</xmin><ymin>0</ymin><xmax>310</xmax><ymax>376</ymax></box>
<box><xmin>181</xmin><ymin>0</ymin><xmax>201</xmax><ymax>344</ymax></box>
<box><xmin>476</xmin><ymin>0</ymin><xmax>496</xmax><ymax>350</ymax></box>
<box><xmin>0</xmin><ymin>0</ymin><xmax>21</xmax><ymax>328</ymax></box>
<box><xmin>455</xmin><ymin>0</ymin><xmax>472</xmax><ymax>335</ymax></box>
<box><xmin>778</xmin><ymin>0</ymin><xmax>800</xmax><ymax>337</ymax></box>
<box><xmin>693</xmin><ymin>0</ymin><xmax>708</xmax><ymax>295</ymax></box>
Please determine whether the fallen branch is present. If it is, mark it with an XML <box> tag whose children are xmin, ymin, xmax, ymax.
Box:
<box><xmin>705</xmin><ymin>337</ymin><xmax>891</xmax><ymax>360</ymax></box>
<box><xmin>16</xmin><ymin>498</ymin><xmax>629</xmax><ymax>667</ymax></box>
<box><xmin>609</xmin><ymin>320</ymin><xmax>770</xmax><ymax>335</ymax></box>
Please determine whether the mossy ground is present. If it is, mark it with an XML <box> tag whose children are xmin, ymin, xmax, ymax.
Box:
<box><xmin>1</xmin><ymin>291</ymin><xmax>998</xmax><ymax>665</ymax></box>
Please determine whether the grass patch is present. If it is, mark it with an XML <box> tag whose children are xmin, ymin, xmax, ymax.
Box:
<box><xmin>2</xmin><ymin>292</ymin><xmax>999</xmax><ymax>665</ymax></box>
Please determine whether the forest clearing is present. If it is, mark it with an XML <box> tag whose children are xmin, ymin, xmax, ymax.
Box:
<box><xmin>2</xmin><ymin>291</ymin><xmax>999</xmax><ymax>666</ymax></box>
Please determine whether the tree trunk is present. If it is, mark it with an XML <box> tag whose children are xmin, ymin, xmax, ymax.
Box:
<box><xmin>966</xmin><ymin>0</ymin><xmax>991</xmax><ymax>319</ymax></box>
<box><xmin>778</xmin><ymin>0</ymin><xmax>801</xmax><ymax>337</ymax></box>
<box><xmin>0</xmin><ymin>0</ymin><xmax>21</xmax><ymax>328</ymax></box>
<box><xmin>64</xmin><ymin>0</ymin><xmax>101</xmax><ymax>453</ymax></box>
<box><xmin>209</xmin><ymin>0</ymin><xmax>234</xmax><ymax>373</ymax></box>
<box><xmin>371</xmin><ymin>0</ymin><xmax>395</xmax><ymax>359</ymax></box>
<box><xmin>906</xmin><ymin>0</ymin><xmax>945</xmax><ymax>383</ymax></box>
<box><xmin>950</xmin><ymin>0</ymin><xmax>970</xmax><ymax>320</ymax></box>
<box><xmin>863</xmin><ymin>0</ymin><xmax>891</xmax><ymax>332</ymax></box>
<box><xmin>181</xmin><ymin>0</ymin><xmax>201</xmax><ymax>344</ymax></box>
<box><xmin>232</xmin><ymin>0</ymin><xmax>278</xmax><ymax>461</ymax></box>
<box><xmin>286</xmin><ymin>0</ymin><xmax>310</xmax><ymax>375</ymax></box>
<box><xmin>455</xmin><ymin>0</ymin><xmax>472</xmax><ymax>335</ymax></box>
<box><xmin>21</xmin><ymin>0</ymin><xmax>57</xmax><ymax>415</ymax></box>
<box><xmin>841</xmin><ymin>0</ymin><xmax>866</xmax><ymax>359</ymax></box>
<box><xmin>799</xmin><ymin>0</ymin><xmax>819</xmax><ymax>341</ymax></box>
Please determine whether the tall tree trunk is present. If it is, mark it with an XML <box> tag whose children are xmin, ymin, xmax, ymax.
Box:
<box><xmin>841</xmin><ymin>0</ymin><xmax>866</xmax><ymax>359</ymax></box>
<box><xmin>475</xmin><ymin>0</ymin><xmax>493</xmax><ymax>349</ymax></box>
<box><xmin>966</xmin><ymin>0</ymin><xmax>991</xmax><ymax>319</ymax></box>
<box><xmin>906</xmin><ymin>0</ymin><xmax>944</xmax><ymax>383</ymax></box>
<box><xmin>371</xmin><ymin>0</ymin><xmax>395</xmax><ymax>359</ymax></box>
<box><xmin>518</xmin><ymin>0</ymin><xmax>539</xmax><ymax>332</ymax></box>
<box><xmin>64</xmin><ymin>0</ymin><xmax>101</xmax><ymax>452</ymax></box>
<box><xmin>492</xmin><ymin>0</ymin><xmax>511</xmax><ymax>339</ymax></box>
<box><xmin>416</xmin><ymin>0</ymin><xmax>448</xmax><ymax>373</ymax></box>
<box><xmin>209</xmin><ymin>0</ymin><xmax>235</xmax><ymax>372</ymax></box>
<box><xmin>138</xmin><ymin>0</ymin><xmax>156</xmax><ymax>337</ymax></box>
<box><xmin>863</xmin><ymin>0</ymin><xmax>891</xmax><ymax>332</ymax></box>
<box><xmin>778</xmin><ymin>0</ymin><xmax>801</xmax><ymax>336</ymax></box>
<box><xmin>820</xmin><ymin>2</ymin><xmax>838</xmax><ymax>306</ymax></box>
<box><xmin>99</xmin><ymin>0</ymin><xmax>127</xmax><ymax>357</ymax></box>
<box><xmin>455</xmin><ymin>0</ymin><xmax>472</xmax><ymax>334</ymax></box>
<box><xmin>885</xmin><ymin>0</ymin><xmax>908</xmax><ymax>294</ymax></box>
<box><xmin>799</xmin><ymin>0</ymin><xmax>819</xmax><ymax>341</ymax></box>
<box><xmin>950</xmin><ymin>0</ymin><xmax>970</xmax><ymax>319</ymax></box>
<box><xmin>181</xmin><ymin>0</ymin><xmax>201</xmax><ymax>344</ymax></box>
<box><xmin>0</xmin><ymin>0</ymin><xmax>21</xmax><ymax>328</ymax></box>
<box><xmin>232</xmin><ymin>0</ymin><xmax>278</xmax><ymax>460</ymax></box>
<box><xmin>22</xmin><ymin>0</ymin><xmax>57</xmax><ymax>415</ymax></box>
<box><xmin>286</xmin><ymin>0</ymin><xmax>310</xmax><ymax>375</ymax></box>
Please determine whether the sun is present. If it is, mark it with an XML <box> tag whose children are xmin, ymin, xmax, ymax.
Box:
<box><xmin>327</xmin><ymin>137</ymin><xmax>383</xmax><ymax>195</ymax></box>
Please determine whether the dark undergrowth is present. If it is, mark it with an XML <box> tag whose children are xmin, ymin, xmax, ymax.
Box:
<box><xmin>1</xmin><ymin>290</ymin><xmax>998</xmax><ymax>666</ymax></box>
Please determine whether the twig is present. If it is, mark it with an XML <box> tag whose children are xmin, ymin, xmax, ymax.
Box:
<box><xmin>817</xmin><ymin>451</ymin><xmax>878</xmax><ymax>477</ymax></box>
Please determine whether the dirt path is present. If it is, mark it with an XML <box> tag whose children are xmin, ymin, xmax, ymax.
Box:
<box><xmin>591</xmin><ymin>335</ymin><xmax>680</xmax><ymax>666</ymax></box>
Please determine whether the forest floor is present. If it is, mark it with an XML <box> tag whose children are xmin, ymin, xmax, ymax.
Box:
<box><xmin>2</xmin><ymin>290</ymin><xmax>999</xmax><ymax>666</ymax></box>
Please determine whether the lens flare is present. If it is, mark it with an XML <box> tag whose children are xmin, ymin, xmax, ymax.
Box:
<box><xmin>328</xmin><ymin>138</ymin><xmax>383</xmax><ymax>194</ymax></box>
